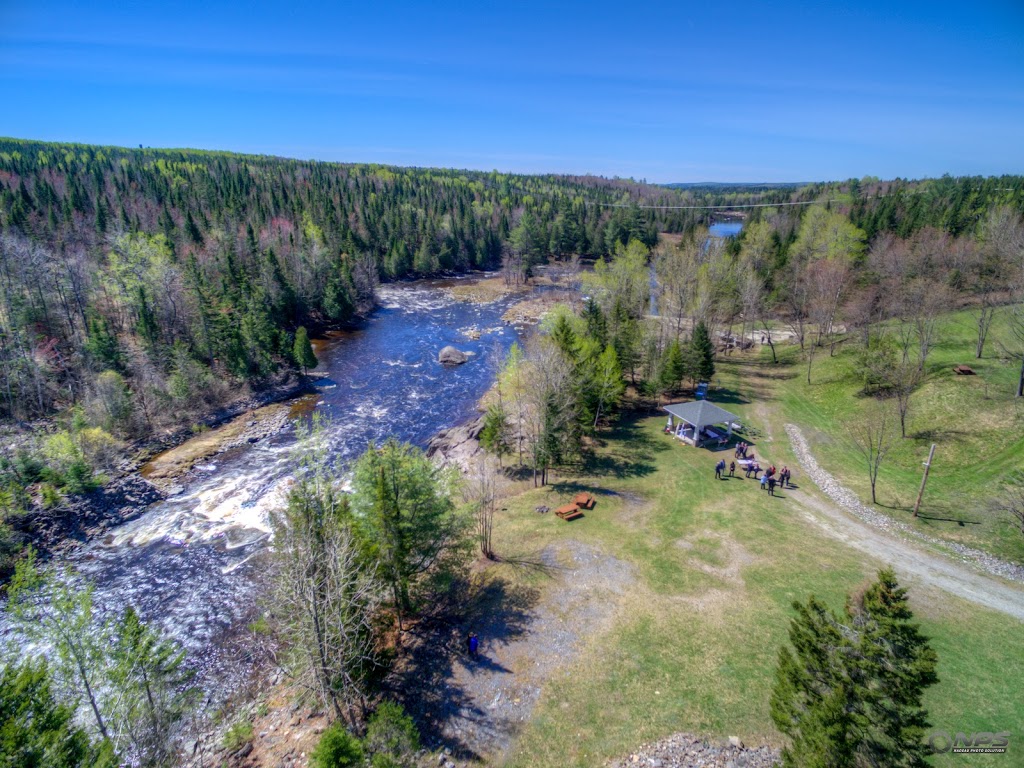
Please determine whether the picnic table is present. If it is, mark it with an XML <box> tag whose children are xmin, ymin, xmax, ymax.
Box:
<box><xmin>573</xmin><ymin>492</ymin><xmax>596</xmax><ymax>510</ymax></box>
<box><xmin>555</xmin><ymin>503</ymin><xmax>584</xmax><ymax>521</ymax></box>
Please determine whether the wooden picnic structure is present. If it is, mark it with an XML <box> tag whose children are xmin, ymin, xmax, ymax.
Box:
<box><xmin>555</xmin><ymin>492</ymin><xmax>596</xmax><ymax>521</ymax></box>
<box><xmin>663</xmin><ymin>400</ymin><xmax>740</xmax><ymax>448</ymax></box>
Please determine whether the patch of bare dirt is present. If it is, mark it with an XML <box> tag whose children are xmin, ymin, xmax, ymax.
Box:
<box><xmin>672</xmin><ymin>532</ymin><xmax>759</xmax><ymax>611</ymax></box>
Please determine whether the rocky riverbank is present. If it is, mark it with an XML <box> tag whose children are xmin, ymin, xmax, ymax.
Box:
<box><xmin>425</xmin><ymin>414</ymin><xmax>486</xmax><ymax>473</ymax></box>
<box><xmin>9</xmin><ymin>376</ymin><xmax>313</xmax><ymax>566</ymax></box>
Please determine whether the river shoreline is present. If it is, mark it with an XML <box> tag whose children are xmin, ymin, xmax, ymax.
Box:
<box><xmin>10</xmin><ymin>271</ymin><xmax>564</xmax><ymax>569</ymax></box>
<box><xmin>9</xmin><ymin>375</ymin><xmax>315</xmax><ymax>564</ymax></box>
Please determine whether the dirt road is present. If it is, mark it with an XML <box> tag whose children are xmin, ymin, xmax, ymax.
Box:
<box><xmin>782</xmin><ymin>425</ymin><xmax>1024</xmax><ymax>621</ymax></box>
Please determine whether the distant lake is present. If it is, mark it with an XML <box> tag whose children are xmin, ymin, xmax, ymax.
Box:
<box><xmin>709</xmin><ymin>221</ymin><xmax>742</xmax><ymax>238</ymax></box>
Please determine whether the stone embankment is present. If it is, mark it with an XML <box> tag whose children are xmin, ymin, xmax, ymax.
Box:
<box><xmin>425</xmin><ymin>414</ymin><xmax>486</xmax><ymax>473</ymax></box>
<box><xmin>785</xmin><ymin>423</ymin><xmax>1024</xmax><ymax>584</ymax></box>
<box><xmin>610</xmin><ymin>733</ymin><xmax>780</xmax><ymax>768</ymax></box>
<box><xmin>12</xmin><ymin>474</ymin><xmax>166</xmax><ymax>556</ymax></box>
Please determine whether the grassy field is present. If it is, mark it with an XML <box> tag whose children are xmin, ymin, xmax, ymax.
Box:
<box><xmin>768</xmin><ymin>307</ymin><xmax>1024</xmax><ymax>564</ymax></box>
<box><xmin>476</xmin><ymin>361</ymin><xmax>1024</xmax><ymax>766</ymax></box>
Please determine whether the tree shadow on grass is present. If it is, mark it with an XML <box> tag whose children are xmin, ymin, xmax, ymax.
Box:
<box><xmin>908</xmin><ymin>428</ymin><xmax>970</xmax><ymax>443</ymax></box>
<box><xmin>707</xmin><ymin>387</ymin><xmax>751</xmax><ymax>406</ymax></box>
<box><xmin>875</xmin><ymin>498</ymin><xmax>982</xmax><ymax>526</ymax></box>
<box><xmin>574</xmin><ymin>416</ymin><xmax>667</xmax><ymax>480</ymax></box>
<box><xmin>720</xmin><ymin>357</ymin><xmax>798</xmax><ymax>382</ymax></box>
<box><xmin>383</xmin><ymin>575</ymin><xmax>541</xmax><ymax>761</ymax></box>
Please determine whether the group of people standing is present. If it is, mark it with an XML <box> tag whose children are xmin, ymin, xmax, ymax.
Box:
<box><xmin>758</xmin><ymin>465</ymin><xmax>792</xmax><ymax>496</ymax></box>
<box><xmin>716</xmin><ymin>448</ymin><xmax>793</xmax><ymax>498</ymax></box>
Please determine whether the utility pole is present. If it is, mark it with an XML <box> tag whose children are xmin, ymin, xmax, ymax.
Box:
<box><xmin>913</xmin><ymin>444</ymin><xmax>936</xmax><ymax>518</ymax></box>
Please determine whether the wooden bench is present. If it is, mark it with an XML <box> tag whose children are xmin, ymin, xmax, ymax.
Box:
<box><xmin>573</xmin><ymin>492</ymin><xmax>596</xmax><ymax>510</ymax></box>
<box><xmin>555</xmin><ymin>503</ymin><xmax>584</xmax><ymax>521</ymax></box>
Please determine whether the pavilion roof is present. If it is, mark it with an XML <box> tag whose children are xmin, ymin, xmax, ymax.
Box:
<box><xmin>663</xmin><ymin>400</ymin><xmax>739</xmax><ymax>429</ymax></box>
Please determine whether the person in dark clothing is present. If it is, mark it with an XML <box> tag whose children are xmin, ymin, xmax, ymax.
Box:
<box><xmin>467</xmin><ymin>632</ymin><xmax>479</xmax><ymax>658</ymax></box>
<box><xmin>752</xmin><ymin>463</ymin><xmax>761</xmax><ymax>479</ymax></box>
<box><xmin>715</xmin><ymin>459</ymin><xmax>725</xmax><ymax>479</ymax></box>
<box><xmin>729</xmin><ymin>461</ymin><xmax>735</xmax><ymax>477</ymax></box>
<box><xmin>768</xmin><ymin>477</ymin><xmax>776</xmax><ymax>496</ymax></box>
<box><xmin>744</xmin><ymin>463</ymin><xmax>752</xmax><ymax>478</ymax></box>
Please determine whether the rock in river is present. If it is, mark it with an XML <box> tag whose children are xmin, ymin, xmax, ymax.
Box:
<box><xmin>438</xmin><ymin>345</ymin><xmax>469</xmax><ymax>364</ymax></box>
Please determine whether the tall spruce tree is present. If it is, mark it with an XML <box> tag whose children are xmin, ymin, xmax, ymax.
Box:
<box><xmin>0</xmin><ymin>659</ymin><xmax>116</xmax><ymax>768</ymax></box>
<box><xmin>691</xmin><ymin>321</ymin><xmax>716</xmax><ymax>383</ymax></box>
<box><xmin>771</xmin><ymin>569</ymin><xmax>938</xmax><ymax>768</ymax></box>
<box><xmin>106</xmin><ymin>607</ymin><xmax>198</xmax><ymax>765</ymax></box>
<box><xmin>293</xmin><ymin>326</ymin><xmax>318</xmax><ymax>375</ymax></box>
<box><xmin>350</xmin><ymin>439</ymin><xmax>468</xmax><ymax>628</ymax></box>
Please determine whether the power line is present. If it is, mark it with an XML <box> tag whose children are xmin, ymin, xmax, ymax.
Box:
<box><xmin>582</xmin><ymin>198</ymin><xmax>848</xmax><ymax>211</ymax></box>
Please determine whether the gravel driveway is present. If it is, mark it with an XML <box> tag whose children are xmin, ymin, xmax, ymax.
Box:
<box><xmin>785</xmin><ymin>424</ymin><xmax>1024</xmax><ymax>621</ymax></box>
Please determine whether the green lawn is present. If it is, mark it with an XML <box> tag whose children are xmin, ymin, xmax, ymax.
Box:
<box><xmin>481</xmin><ymin>402</ymin><xmax>1023</xmax><ymax>767</ymax></box>
<box><xmin>768</xmin><ymin>307</ymin><xmax>1024</xmax><ymax>564</ymax></box>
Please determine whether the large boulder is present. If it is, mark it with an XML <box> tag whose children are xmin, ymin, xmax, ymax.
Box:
<box><xmin>438</xmin><ymin>346</ymin><xmax>469</xmax><ymax>365</ymax></box>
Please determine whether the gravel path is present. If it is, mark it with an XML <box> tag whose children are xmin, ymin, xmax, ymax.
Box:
<box><xmin>390</xmin><ymin>540</ymin><xmax>635</xmax><ymax>763</ymax></box>
<box><xmin>785</xmin><ymin>424</ymin><xmax>1024</xmax><ymax>621</ymax></box>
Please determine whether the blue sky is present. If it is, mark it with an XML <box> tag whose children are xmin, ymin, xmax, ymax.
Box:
<box><xmin>1</xmin><ymin>0</ymin><xmax>1022</xmax><ymax>182</ymax></box>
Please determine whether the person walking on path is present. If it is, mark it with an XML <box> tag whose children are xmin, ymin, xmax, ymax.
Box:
<box><xmin>467</xmin><ymin>632</ymin><xmax>479</xmax><ymax>659</ymax></box>
<box><xmin>768</xmin><ymin>476</ymin><xmax>777</xmax><ymax>496</ymax></box>
<box><xmin>729</xmin><ymin>461</ymin><xmax>736</xmax><ymax>477</ymax></box>
<box><xmin>715</xmin><ymin>459</ymin><xmax>725</xmax><ymax>480</ymax></box>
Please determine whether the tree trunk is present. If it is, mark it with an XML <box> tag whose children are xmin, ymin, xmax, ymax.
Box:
<box><xmin>1018</xmin><ymin>358</ymin><xmax>1024</xmax><ymax>398</ymax></box>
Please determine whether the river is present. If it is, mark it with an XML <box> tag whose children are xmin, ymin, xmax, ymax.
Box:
<box><xmin>14</xmin><ymin>278</ymin><xmax>527</xmax><ymax>693</ymax></box>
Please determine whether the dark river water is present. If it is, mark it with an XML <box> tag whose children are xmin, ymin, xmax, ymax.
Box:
<box><xmin>20</xmin><ymin>278</ymin><xmax>526</xmax><ymax>691</ymax></box>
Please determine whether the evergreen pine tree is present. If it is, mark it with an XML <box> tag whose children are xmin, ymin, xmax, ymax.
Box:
<box><xmin>691</xmin><ymin>321</ymin><xmax>716</xmax><ymax>383</ymax></box>
<box><xmin>106</xmin><ymin>607</ymin><xmax>198</xmax><ymax>765</ymax></box>
<box><xmin>479</xmin><ymin>403</ymin><xmax>512</xmax><ymax>467</ymax></box>
<box><xmin>0</xmin><ymin>659</ymin><xmax>116</xmax><ymax>768</ymax></box>
<box><xmin>771</xmin><ymin>570</ymin><xmax>939</xmax><ymax>768</ymax></box>
<box><xmin>293</xmin><ymin>326</ymin><xmax>318</xmax><ymax>375</ymax></box>
<box><xmin>550</xmin><ymin>314</ymin><xmax>579</xmax><ymax>362</ymax></box>
<box><xmin>846</xmin><ymin>569</ymin><xmax>939</xmax><ymax>768</ymax></box>
<box><xmin>659</xmin><ymin>339</ymin><xmax>686</xmax><ymax>396</ymax></box>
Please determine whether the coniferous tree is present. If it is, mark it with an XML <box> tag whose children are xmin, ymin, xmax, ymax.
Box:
<box><xmin>479</xmin><ymin>403</ymin><xmax>512</xmax><ymax>467</ymax></box>
<box><xmin>271</xmin><ymin>420</ymin><xmax>380</xmax><ymax>725</ymax></box>
<box><xmin>350</xmin><ymin>439</ymin><xmax>468</xmax><ymax>627</ymax></box>
<box><xmin>659</xmin><ymin>339</ymin><xmax>686</xmax><ymax>396</ymax></box>
<box><xmin>293</xmin><ymin>326</ymin><xmax>318</xmax><ymax>375</ymax></box>
<box><xmin>691</xmin><ymin>321</ymin><xmax>716</xmax><ymax>383</ymax></box>
<box><xmin>0</xmin><ymin>659</ymin><xmax>116</xmax><ymax>768</ymax></box>
<box><xmin>106</xmin><ymin>607</ymin><xmax>198</xmax><ymax>765</ymax></box>
<box><xmin>6</xmin><ymin>554</ymin><xmax>111</xmax><ymax>744</ymax></box>
<box><xmin>771</xmin><ymin>569</ymin><xmax>938</xmax><ymax>768</ymax></box>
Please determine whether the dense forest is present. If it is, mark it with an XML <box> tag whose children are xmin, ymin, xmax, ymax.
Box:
<box><xmin>2</xmin><ymin>138</ymin><xmax>1024</xmax><ymax>766</ymax></box>
<box><xmin>1</xmin><ymin>137</ymin><xmax>1023</xmax><ymax>556</ymax></box>
<box><xmin>0</xmin><ymin>137</ymin><xmax>723</xmax><ymax>426</ymax></box>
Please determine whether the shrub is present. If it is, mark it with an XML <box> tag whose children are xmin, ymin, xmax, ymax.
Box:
<box><xmin>222</xmin><ymin>720</ymin><xmax>253</xmax><ymax>751</ymax></box>
<box><xmin>309</xmin><ymin>723</ymin><xmax>364</xmax><ymax>768</ymax></box>
<box><xmin>365</xmin><ymin>701</ymin><xmax>419</xmax><ymax>767</ymax></box>
<box><xmin>76</xmin><ymin>427</ymin><xmax>121</xmax><ymax>474</ymax></box>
